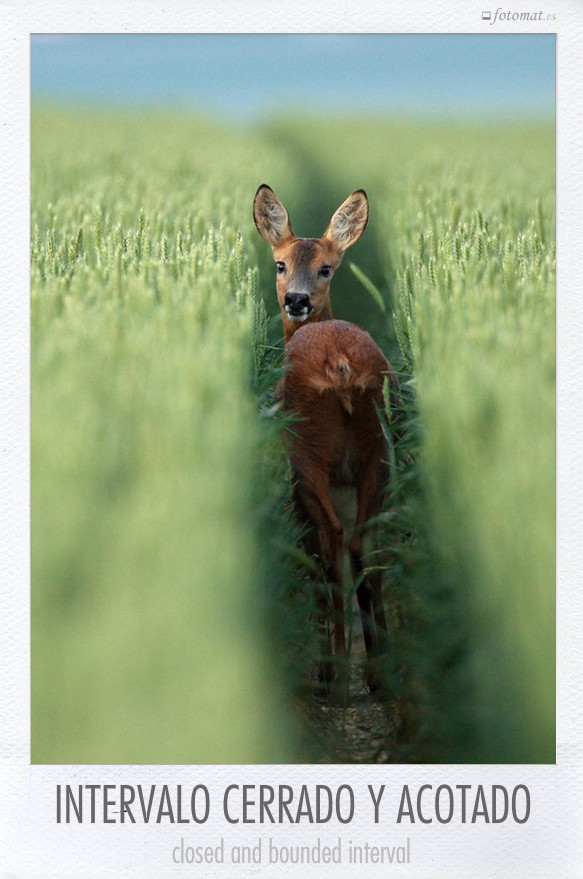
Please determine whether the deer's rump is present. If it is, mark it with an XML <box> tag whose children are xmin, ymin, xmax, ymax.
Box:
<box><xmin>277</xmin><ymin>320</ymin><xmax>391</xmax><ymax>484</ymax></box>
<box><xmin>281</xmin><ymin>319</ymin><xmax>389</xmax><ymax>401</ymax></box>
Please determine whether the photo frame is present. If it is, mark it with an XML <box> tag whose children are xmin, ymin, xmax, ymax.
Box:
<box><xmin>1</xmin><ymin>4</ymin><xmax>580</xmax><ymax>877</ymax></box>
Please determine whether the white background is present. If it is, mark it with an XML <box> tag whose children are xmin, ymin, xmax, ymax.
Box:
<box><xmin>1</xmin><ymin>2</ymin><xmax>582</xmax><ymax>877</ymax></box>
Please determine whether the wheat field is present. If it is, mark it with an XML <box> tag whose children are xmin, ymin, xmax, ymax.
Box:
<box><xmin>31</xmin><ymin>108</ymin><xmax>555</xmax><ymax>763</ymax></box>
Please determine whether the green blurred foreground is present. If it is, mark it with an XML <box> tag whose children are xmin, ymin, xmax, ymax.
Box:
<box><xmin>31</xmin><ymin>109</ymin><xmax>555</xmax><ymax>763</ymax></box>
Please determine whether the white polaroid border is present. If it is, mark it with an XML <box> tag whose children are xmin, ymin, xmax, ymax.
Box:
<box><xmin>1</xmin><ymin>2</ymin><xmax>581</xmax><ymax>877</ymax></box>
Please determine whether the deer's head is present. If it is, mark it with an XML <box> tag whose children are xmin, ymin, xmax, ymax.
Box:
<box><xmin>253</xmin><ymin>184</ymin><xmax>369</xmax><ymax>342</ymax></box>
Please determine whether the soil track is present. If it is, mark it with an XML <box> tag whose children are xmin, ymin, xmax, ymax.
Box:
<box><xmin>308</xmin><ymin>628</ymin><xmax>398</xmax><ymax>763</ymax></box>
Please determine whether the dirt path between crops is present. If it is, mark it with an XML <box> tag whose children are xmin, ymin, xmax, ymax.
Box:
<box><xmin>309</xmin><ymin>631</ymin><xmax>398</xmax><ymax>764</ymax></box>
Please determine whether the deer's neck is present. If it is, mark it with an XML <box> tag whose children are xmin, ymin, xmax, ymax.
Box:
<box><xmin>282</xmin><ymin>303</ymin><xmax>334</xmax><ymax>345</ymax></box>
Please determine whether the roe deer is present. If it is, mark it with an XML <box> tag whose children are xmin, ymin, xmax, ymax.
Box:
<box><xmin>253</xmin><ymin>184</ymin><xmax>400</xmax><ymax>694</ymax></box>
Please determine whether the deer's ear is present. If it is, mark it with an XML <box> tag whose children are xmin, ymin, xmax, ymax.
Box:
<box><xmin>323</xmin><ymin>190</ymin><xmax>369</xmax><ymax>251</ymax></box>
<box><xmin>253</xmin><ymin>184</ymin><xmax>294</xmax><ymax>247</ymax></box>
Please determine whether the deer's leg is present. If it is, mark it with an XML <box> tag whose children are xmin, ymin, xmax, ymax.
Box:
<box><xmin>292</xmin><ymin>486</ymin><xmax>333</xmax><ymax>687</ymax></box>
<box><xmin>293</xmin><ymin>472</ymin><xmax>347</xmax><ymax>685</ymax></box>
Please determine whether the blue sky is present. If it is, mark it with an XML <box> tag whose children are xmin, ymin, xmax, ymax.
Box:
<box><xmin>31</xmin><ymin>34</ymin><xmax>556</xmax><ymax>121</ymax></box>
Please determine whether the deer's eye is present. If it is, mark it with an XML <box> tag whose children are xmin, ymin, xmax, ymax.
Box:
<box><xmin>319</xmin><ymin>265</ymin><xmax>332</xmax><ymax>278</ymax></box>
<box><xmin>276</xmin><ymin>261</ymin><xmax>286</xmax><ymax>275</ymax></box>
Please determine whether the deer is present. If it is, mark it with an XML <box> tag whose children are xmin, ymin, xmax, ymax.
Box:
<box><xmin>253</xmin><ymin>184</ymin><xmax>401</xmax><ymax>697</ymax></box>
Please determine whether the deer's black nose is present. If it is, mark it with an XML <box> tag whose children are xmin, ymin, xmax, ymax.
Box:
<box><xmin>284</xmin><ymin>293</ymin><xmax>311</xmax><ymax>316</ymax></box>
